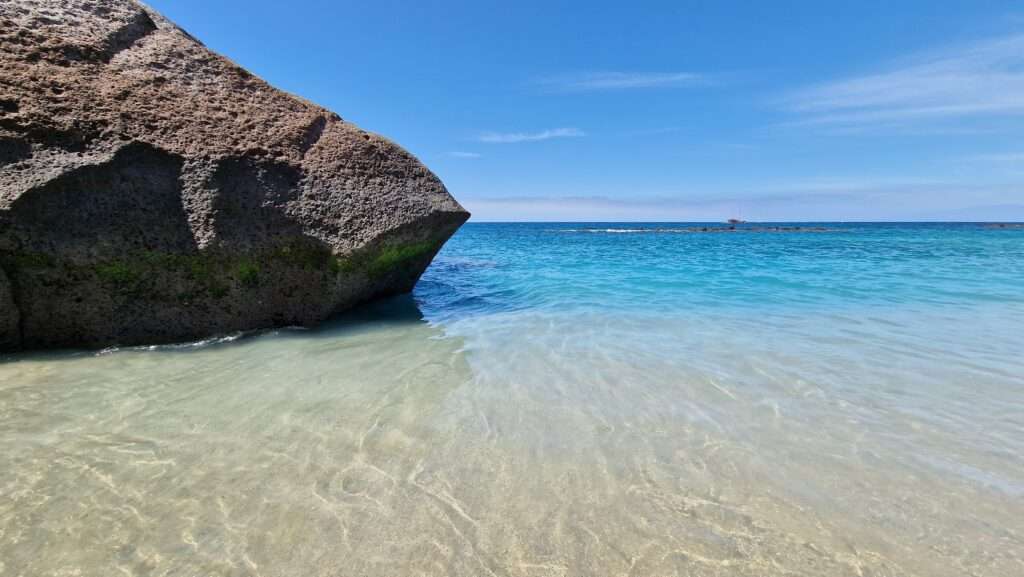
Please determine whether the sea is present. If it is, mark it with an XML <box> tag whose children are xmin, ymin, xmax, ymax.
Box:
<box><xmin>2</xmin><ymin>222</ymin><xmax>1022</xmax><ymax>576</ymax></box>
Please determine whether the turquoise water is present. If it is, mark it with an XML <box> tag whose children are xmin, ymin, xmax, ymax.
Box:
<box><xmin>422</xmin><ymin>222</ymin><xmax>1024</xmax><ymax>317</ymax></box>
<box><xmin>2</xmin><ymin>222</ymin><xmax>1023</xmax><ymax>576</ymax></box>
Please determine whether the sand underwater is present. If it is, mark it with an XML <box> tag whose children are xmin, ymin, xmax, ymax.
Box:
<box><xmin>2</xmin><ymin>222</ymin><xmax>1022</xmax><ymax>576</ymax></box>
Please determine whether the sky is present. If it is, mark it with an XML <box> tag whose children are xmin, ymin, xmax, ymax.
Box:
<box><xmin>146</xmin><ymin>0</ymin><xmax>1024</xmax><ymax>221</ymax></box>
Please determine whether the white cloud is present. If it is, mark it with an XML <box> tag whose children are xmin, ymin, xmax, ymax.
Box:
<box><xmin>459</xmin><ymin>180</ymin><xmax>1024</xmax><ymax>221</ymax></box>
<box><xmin>760</xmin><ymin>176</ymin><xmax>942</xmax><ymax>195</ymax></box>
<box><xmin>449</xmin><ymin>151</ymin><xmax>482</xmax><ymax>158</ymax></box>
<box><xmin>477</xmin><ymin>128</ymin><xmax>585</xmax><ymax>144</ymax></box>
<box><xmin>785</xmin><ymin>34</ymin><xmax>1024</xmax><ymax>127</ymax></box>
<box><xmin>463</xmin><ymin>195</ymin><xmax>730</xmax><ymax>222</ymax></box>
<box><xmin>539</xmin><ymin>71</ymin><xmax>704</xmax><ymax>91</ymax></box>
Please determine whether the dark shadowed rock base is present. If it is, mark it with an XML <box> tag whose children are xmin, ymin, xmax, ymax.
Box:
<box><xmin>0</xmin><ymin>267</ymin><xmax>17</xmax><ymax>349</ymax></box>
<box><xmin>0</xmin><ymin>1</ymin><xmax>468</xmax><ymax>350</ymax></box>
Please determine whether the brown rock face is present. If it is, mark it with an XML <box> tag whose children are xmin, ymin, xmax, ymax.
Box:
<box><xmin>0</xmin><ymin>0</ymin><xmax>469</xmax><ymax>350</ymax></box>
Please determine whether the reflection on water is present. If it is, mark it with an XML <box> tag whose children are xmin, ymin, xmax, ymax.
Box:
<box><xmin>2</xmin><ymin>223</ymin><xmax>1024</xmax><ymax>576</ymax></box>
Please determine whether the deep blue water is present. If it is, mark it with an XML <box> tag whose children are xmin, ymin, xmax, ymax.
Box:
<box><xmin>418</xmin><ymin>222</ymin><xmax>1024</xmax><ymax>319</ymax></box>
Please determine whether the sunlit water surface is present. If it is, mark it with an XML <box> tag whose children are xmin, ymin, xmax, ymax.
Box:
<box><xmin>2</xmin><ymin>223</ymin><xmax>1023</xmax><ymax>577</ymax></box>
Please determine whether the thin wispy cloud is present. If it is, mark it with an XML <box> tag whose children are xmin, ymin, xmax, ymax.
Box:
<box><xmin>477</xmin><ymin>128</ymin><xmax>585</xmax><ymax>143</ymax></box>
<box><xmin>765</xmin><ymin>176</ymin><xmax>942</xmax><ymax>195</ymax></box>
<box><xmin>463</xmin><ymin>180</ymin><xmax>1024</xmax><ymax>222</ymax></box>
<box><xmin>959</xmin><ymin>151</ymin><xmax>1024</xmax><ymax>177</ymax></box>
<box><xmin>785</xmin><ymin>34</ymin><xmax>1024</xmax><ymax>128</ymax></box>
<box><xmin>449</xmin><ymin>151</ymin><xmax>482</xmax><ymax>158</ymax></box>
<box><xmin>538</xmin><ymin>71</ymin><xmax>705</xmax><ymax>92</ymax></box>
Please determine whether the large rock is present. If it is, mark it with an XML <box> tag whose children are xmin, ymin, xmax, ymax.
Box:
<box><xmin>0</xmin><ymin>0</ymin><xmax>468</xmax><ymax>350</ymax></box>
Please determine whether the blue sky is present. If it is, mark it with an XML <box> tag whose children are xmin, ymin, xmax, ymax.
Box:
<box><xmin>147</xmin><ymin>0</ymin><xmax>1024</xmax><ymax>221</ymax></box>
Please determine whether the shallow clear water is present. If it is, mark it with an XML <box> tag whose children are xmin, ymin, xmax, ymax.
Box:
<box><xmin>2</xmin><ymin>222</ymin><xmax>1023</xmax><ymax>577</ymax></box>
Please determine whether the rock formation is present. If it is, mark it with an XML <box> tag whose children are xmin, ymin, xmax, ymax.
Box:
<box><xmin>0</xmin><ymin>0</ymin><xmax>468</xmax><ymax>350</ymax></box>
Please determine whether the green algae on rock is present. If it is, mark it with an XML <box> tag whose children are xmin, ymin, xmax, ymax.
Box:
<box><xmin>0</xmin><ymin>0</ymin><xmax>468</xmax><ymax>350</ymax></box>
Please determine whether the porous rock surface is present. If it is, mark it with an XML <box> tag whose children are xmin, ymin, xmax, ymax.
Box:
<box><xmin>0</xmin><ymin>0</ymin><xmax>468</xmax><ymax>350</ymax></box>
